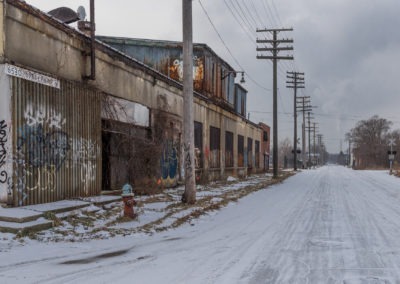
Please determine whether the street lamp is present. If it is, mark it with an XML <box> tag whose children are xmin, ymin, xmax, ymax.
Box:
<box><xmin>222</xmin><ymin>70</ymin><xmax>245</xmax><ymax>84</ymax></box>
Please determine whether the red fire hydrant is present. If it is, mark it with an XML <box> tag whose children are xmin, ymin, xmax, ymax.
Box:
<box><xmin>122</xmin><ymin>184</ymin><xmax>136</xmax><ymax>218</ymax></box>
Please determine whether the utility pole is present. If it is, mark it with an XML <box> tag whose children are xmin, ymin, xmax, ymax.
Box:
<box><xmin>348</xmin><ymin>138</ymin><xmax>351</xmax><ymax>167</ymax></box>
<box><xmin>305</xmin><ymin>120</ymin><xmax>318</xmax><ymax>167</ymax></box>
<box><xmin>296</xmin><ymin>96</ymin><xmax>311</xmax><ymax>168</ymax></box>
<box><xmin>388</xmin><ymin>138</ymin><xmax>396</xmax><ymax>175</ymax></box>
<box><xmin>181</xmin><ymin>0</ymin><xmax>196</xmax><ymax>204</ymax></box>
<box><xmin>287</xmin><ymin>71</ymin><xmax>304</xmax><ymax>171</ymax></box>
<box><xmin>256</xmin><ymin>28</ymin><xmax>293</xmax><ymax>178</ymax></box>
<box><xmin>308</xmin><ymin>112</ymin><xmax>311</xmax><ymax>167</ymax></box>
<box><xmin>313</xmin><ymin>122</ymin><xmax>318</xmax><ymax>167</ymax></box>
<box><xmin>317</xmin><ymin>134</ymin><xmax>323</xmax><ymax>166</ymax></box>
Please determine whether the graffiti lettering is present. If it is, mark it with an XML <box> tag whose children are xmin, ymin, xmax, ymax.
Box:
<box><xmin>160</xmin><ymin>140</ymin><xmax>178</xmax><ymax>185</ymax></box>
<box><xmin>71</xmin><ymin>138</ymin><xmax>97</xmax><ymax>161</ymax></box>
<box><xmin>0</xmin><ymin>120</ymin><xmax>8</xmax><ymax>183</ymax></box>
<box><xmin>81</xmin><ymin>161</ymin><xmax>96</xmax><ymax>194</ymax></box>
<box><xmin>24</xmin><ymin>105</ymin><xmax>66</xmax><ymax>129</ymax></box>
<box><xmin>17</xmin><ymin>125</ymin><xmax>69</xmax><ymax>170</ymax></box>
<box><xmin>184</xmin><ymin>143</ymin><xmax>193</xmax><ymax>178</ymax></box>
<box><xmin>9</xmin><ymin>106</ymin><xmax>69</xmax><ymax>204</ymax></box>
<box><xmin>26</xmin><ymin>165</ymin><xmax>55</xmax><ymax>192</ymax></box>
<box><xmin>70</xmin><ymin>138</ymin><xmax>98</xmax><ymax>193</ymax></box>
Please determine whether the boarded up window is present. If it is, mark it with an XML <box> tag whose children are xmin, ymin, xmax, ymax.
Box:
<box><xmin>238</xmin><ymin>135</ymin><xmax>244</xmax><ymax>167</ymax></box>
<box><xmin>225</xmin><ymin>131</ymin><xmax>234</xmax><ymax>167</ymax></box>
<box><xmin>194</xmin><ymin>121</ymin><xmax>203</xmax><ymax>168</ymax></box>
<box><xmin>248</xmin><ymin>138</ymin><xmax>253</xmax><ymax>168</ymax></box>
<box><xmin>255</xmin><ymin>140</ymin><xmax>260</xmax><ymax>168</ymax></box>
<box><xmin>210</xmin><ymin>126</ymin><xmax>221</xmax><ymax>168</ymax></box>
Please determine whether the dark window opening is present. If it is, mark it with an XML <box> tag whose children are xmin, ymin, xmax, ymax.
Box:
<box><xmin>263</xmin><ymin>131</ymin><xmax>268</xmax><ymax>142</ymax></box>
<box><xmin>248</xmin><ymin>138</ymin><xmax>253</xmax><ymax>168</ymax></box>
<box><xmin>225</xmin><ymin>131</ymin><xmax>234</xmax><ymax>167</ymax></box>
<box><xmin>255</xmin><ymin>140</ymin><xmax>260</xmax><ymax>168</ymax></box>
<box><xmin>210</xmin><ymin>126</ymin><xmax>221</xmax><ymax>168</ymax></box>
<box><xmin>238</xmin><ymin>135</ymin><xmax>244</xmax><ymax>167</ymax></box>
<box><xmin>194</xmin><ymin>121</ymin><xmax>203</xmax><ymax>168</ymax></box>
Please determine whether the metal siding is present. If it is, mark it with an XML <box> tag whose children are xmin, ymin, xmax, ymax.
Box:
<box><xmin>11</xmin><ymin>77</ymin><xmax>101</xmax><ymax>206</ymax></box>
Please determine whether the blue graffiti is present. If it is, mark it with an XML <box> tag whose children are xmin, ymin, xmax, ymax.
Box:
<box><xmin>17</xmin><ymin>125</ymin><xmax>69</xmax><ymax>170</ymax></box>
<box><xmin>160</xmin><ymin>140</ymin><xmax>178</xmax><ymax>181</ymax></box>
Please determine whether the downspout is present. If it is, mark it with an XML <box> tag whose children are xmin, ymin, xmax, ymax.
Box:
<box><xmin>82</xmin><ymin>0</ymin><xmax>95</xmax><ymax>80</ymax></box>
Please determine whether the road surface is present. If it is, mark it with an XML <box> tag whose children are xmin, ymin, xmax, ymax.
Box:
<box><xmin>1</xmin><ymin>165</ymin><xmax>400</xmax><ymax>283</ymax></box>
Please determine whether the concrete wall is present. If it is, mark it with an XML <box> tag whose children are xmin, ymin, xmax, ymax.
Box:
<box><xmin>0</xmin><ymin>65</ymin><xmax>12</xmax><ymax>203</ymax></box>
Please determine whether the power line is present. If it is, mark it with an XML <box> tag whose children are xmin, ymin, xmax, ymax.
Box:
<box><xmin>198</xmin><ymin>0</ymin><xmax>272</xmax><ymax>92</ymax></box>
<box><xmin>240</xmin><ymin>0</ymin><xmax>259</xmax><ymax>30</ymax></box>
<box><xmin>231</xmin><ymin>0</ymin><xmax>257</xmax><ymax>31</ymax></box>
<box><xmin>249</xmin><ymin>0</ymin><xmax>265</xmax><ymax>28</ymax></box>
<box><xmin>223</xmin><ymin>0</ymin><xmax>256</xmax><ymax>44</ymax></box>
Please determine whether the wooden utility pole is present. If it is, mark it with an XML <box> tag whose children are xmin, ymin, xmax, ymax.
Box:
<box><xmin>313</xmin><ymin>122</ymin><xmax>318</xmax><ymax>166</ymax></box>
<box><xmin>286</xmin><ymin>71</ymin><xmax>304</xmax><ymax>171</ymax></box>
<box><xmin>256</xmin><ymin>28</ymin><xmax>293</xmax><ymax>178</ymax></box>
<box><xmin>305</xmin><ymin>119</ymin><xmax>318</xmax><ymax>168</ymax></box>
<box><xmin>296</xmin><ymin>96</ymin><xmax>311</xmax><ymax>168</ymax></box>
<box><xmin>181</xmin><ymin>0</ymin><xmax>196</xmax><ymax>204</ymax></box>
<box><xmin>317</xmin><ymin>134</ymin><xmax>323</xmax><ymax>166</ymax></box>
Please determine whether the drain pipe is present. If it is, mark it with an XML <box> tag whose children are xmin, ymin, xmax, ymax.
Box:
<box><xmin>88</xmin><ymin>0</ymin><xmax>95</xmax><ymax>80</ymax></box>
<box><xmin>80</xmin><ymin>0</ymin><xmax>95</xmax><ymax>80</ymax></box>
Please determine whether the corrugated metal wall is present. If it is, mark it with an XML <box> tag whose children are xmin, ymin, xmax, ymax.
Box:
<box><xmin>11</xmin><ymin>77</ymin><xmax>101</xmax><ymax>206</ymax></box>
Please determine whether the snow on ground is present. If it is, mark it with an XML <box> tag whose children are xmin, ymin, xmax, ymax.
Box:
<box><xmin>2</xmin><ymin>166</ymin><xmax>400</xmax><ymax>283</ymax></box>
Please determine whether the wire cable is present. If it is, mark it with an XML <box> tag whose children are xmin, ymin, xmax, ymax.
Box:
<box><xmin>198</xmin><ymin>0</ymin><xmax>272</xmax><ymax>92</ymax></box>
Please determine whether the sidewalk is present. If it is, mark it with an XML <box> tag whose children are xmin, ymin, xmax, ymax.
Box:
<box><xmin>0</xmin><ymin>172</ymin><xmax>291</xmax><ymax>243</ymax></box>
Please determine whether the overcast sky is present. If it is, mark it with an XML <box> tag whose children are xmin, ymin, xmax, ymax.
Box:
<box><xmin>27</xmin><ymin>0</ymin><xmax>400</xmax><ymax>153</ymax></box>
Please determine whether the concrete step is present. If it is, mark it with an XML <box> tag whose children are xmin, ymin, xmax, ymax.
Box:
<box><xmin>0</xmin><ymin>195</ymin><xmax>121</xmax><ymax>233</ymax></box>
<box><xmin>0</xmin><ymin>219</ymin><xmax>53</xmax><ymax>234</ymax></box>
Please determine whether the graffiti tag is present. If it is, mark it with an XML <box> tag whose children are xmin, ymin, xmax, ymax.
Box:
<box><xmin>24</xmin><ymin>105</ymin><xmax>66</xmax><ymax>129</ymax></box>
<box><xmin>0</xmin><ymin>120</ymin><xmax>8</xmax><ymax>183</ymax></box>
<box><xmin>161</xmin><ymin>140</ymin><xmax>178</xmax><ymax>183</ymax></box>
<box><xmin>184</xmin><ymin>143</ymin><xmax>193</xmax><ymax>178</ymax></box>
<box><xmin>17</xmin><ymin>125</ymin><xmax>69</xmax><ymax>170</ymax></box>
<box><xmin>26</xmin><ymin>165</ymin><xmax>56</xmax><ymax>192</ymax></box>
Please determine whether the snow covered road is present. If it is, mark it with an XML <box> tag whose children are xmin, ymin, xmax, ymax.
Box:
<box><xmin>2</xmin><ymin>166</ymin><xmax>400</xmax><ymax>283</ymax></box>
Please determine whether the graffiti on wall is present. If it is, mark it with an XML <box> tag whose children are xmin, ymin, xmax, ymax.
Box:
<box><xmin>7</xmin><ymin>101</ymin><xmax>100</xmax><ymax>205</ymax></box>
<box><xmin>160</xmin><ymin>139</ymin><xmax>178</xmax><ymax>186</ymax></box>
<box><xmin>70</xmin><ymin>138</ymin><xmax>98</xmax><ymax>194</ymax></box>
<box><xmin>24</xmin><ymin>105</ymin><xmax>66</xmax><ymax>129</ymax></box>
<box><xmin>184</xmin><ymin>143</ymin><xmax>193</xmax><ymax>179</ymax></box>
<box><xmin>0</xmin><ymin>120</ymin><xmax>8</xmax><ymax>184</ymax></box>
<box><xmin>12</xmin><ymin>105</ymin><xmax>70</xmax><ymax>205</ymax></box>
<box><xmin>169</xmin><ymin>56</ymin><xmax>204</xmax><ymax>91</ymax></box>
<box><xmin>17</xmin><ymin>125</ymin><xmax>69</xmax><ymax>170</ymax></box>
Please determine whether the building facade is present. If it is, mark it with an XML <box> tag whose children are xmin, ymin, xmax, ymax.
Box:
<box><xmin>0</xmin><ymin>0</ymin><xmax>270</xmax><ymax>207</ymax></box>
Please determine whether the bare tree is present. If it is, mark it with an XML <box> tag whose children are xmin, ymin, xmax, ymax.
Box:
<box><xmin>347</xmin><ymin>115</ymin><xmax>392</xmax><ymax>169</ymax></box>
<box><xmin>278</xmin><ymin>138</ymin><xmax>293</xmax><ymax>168</ymax></box>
